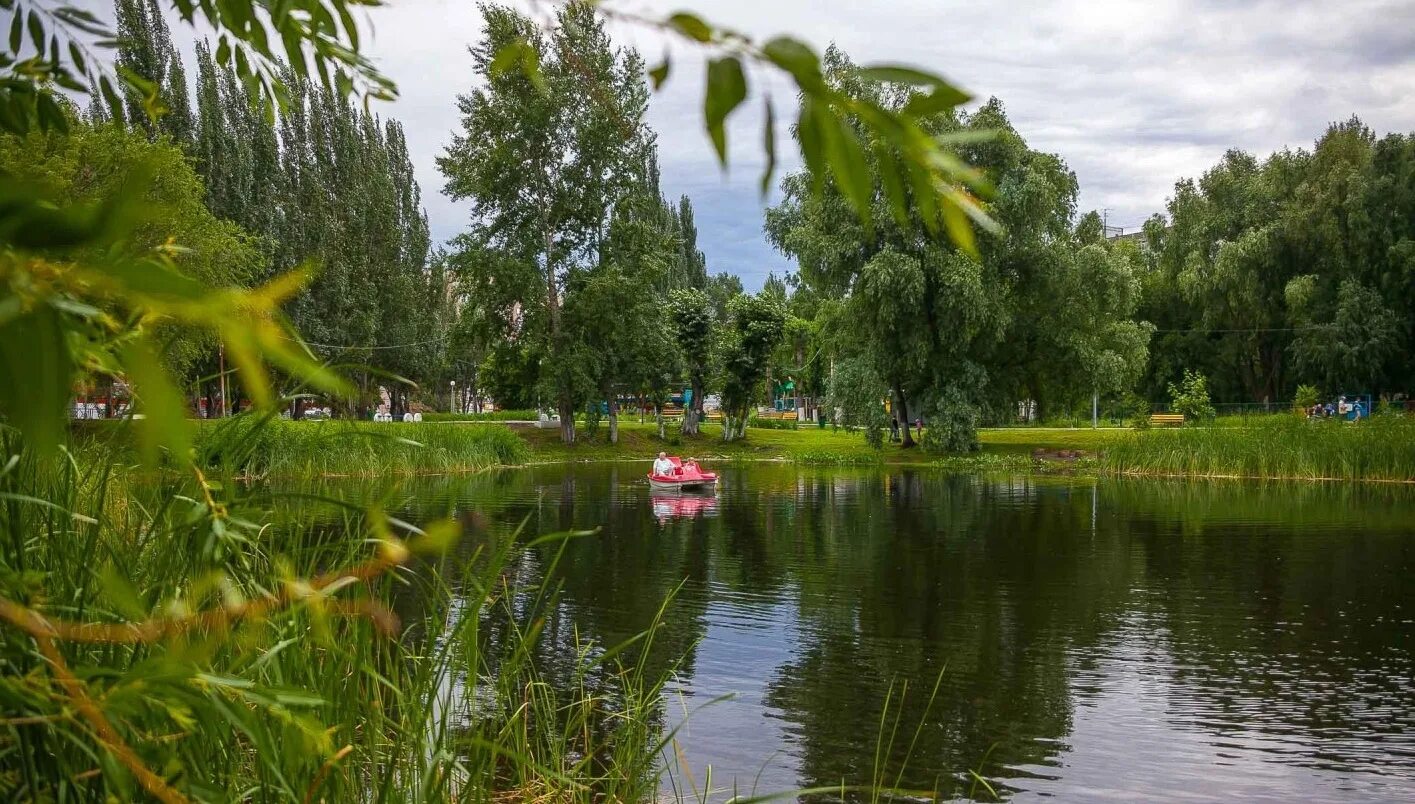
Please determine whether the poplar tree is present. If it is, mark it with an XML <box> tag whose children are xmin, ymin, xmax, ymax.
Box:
<box><xmin>115</xmin><ymin>0</ymin><xmax>193</xmax><ymax>145</ymax></box>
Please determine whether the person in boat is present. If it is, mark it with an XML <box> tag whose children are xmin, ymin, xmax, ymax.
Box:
<box><xmin>682</xmin><ymin>457</ymin><xmax>700</xmax><ymax>473</ymax></box>
<box><xmin>652</xmin><ymin>451</ymin><xmax>675</xmax><ymax>476</ymax></box>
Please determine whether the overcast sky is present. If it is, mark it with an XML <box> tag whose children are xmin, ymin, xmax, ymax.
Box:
<box><xmin>174</xmin><ymin>0</ymin><xmax>1415</xmax><ymax>289</ymax></box>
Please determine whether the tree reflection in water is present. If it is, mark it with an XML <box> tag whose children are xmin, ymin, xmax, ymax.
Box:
<box><xmin>275</xmin><ymin>466</ymin><xmax>1415</xmax><ymax>801</ymax></box>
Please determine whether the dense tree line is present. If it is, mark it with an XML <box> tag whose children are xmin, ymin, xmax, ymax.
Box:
<box><xmin>1136</xmin><ymin>116</ymin><xmax>1415</xmax><ymax>406</ymax></box>
<box><xmin>83</xmin><ymin>0</ymin><xmax>445</xmax><ymax>416</ymax></box>
<box><xmin>35</xmin><ymin>1</ymin><xmax>1406</xmax><ymax>441</ymax></box>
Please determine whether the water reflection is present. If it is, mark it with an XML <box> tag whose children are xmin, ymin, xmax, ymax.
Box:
<box><xmin>652</xmin><ymin>493</ymin><xmax>719</xmax><ymax>522</ymax></box>
<box><xmin>283</xmin><ymin>466</ymin><xmax>1415</xmax><ymax>802</ymax></box>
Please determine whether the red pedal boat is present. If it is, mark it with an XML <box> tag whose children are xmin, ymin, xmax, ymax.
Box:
<box><xmin>647</xmin><ymin>456</ymin><xmax>718</xmax><ymax>493</ymax></box>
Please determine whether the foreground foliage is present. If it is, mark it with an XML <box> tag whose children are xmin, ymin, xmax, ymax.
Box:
<box><xmin>0</xmin><ymin>424</ymin><xmax>677</xmax><ymax>802</ymax></box>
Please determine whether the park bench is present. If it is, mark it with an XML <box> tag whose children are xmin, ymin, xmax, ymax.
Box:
<box><xmin>781</xmin><ymin>411</ymin><xmax>798</xmax><ymax>421</ymax></box>
<box><xmin>1148</xmin><ymin>413</ymin><xmax>1185</xmax><ymax>427</ymax></box>
<box><xmin>705</xmin><ymin>410</ymin><xmax>724</xmax><ymax>422</ymax></box>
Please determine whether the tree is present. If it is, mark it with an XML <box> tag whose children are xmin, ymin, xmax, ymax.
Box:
<box><xmin>718</xmin><ymin>293</ymin><xmax>787</xmax><ymax>440</ymax></box>
<box><xmin>671</xmin><ymin>196</ymin><xmax>707</xmax><ymax>288</ymax></box>
<box><xmin>767</xmin><ymin>47</ymin><xmax>1115</xmax><ymax>446</ymax></box>
<box><xmin>825</xmin><ymin>356</ymin><xmax>889</xmax><ymax>446</ymax></box>
<box><xmin>1168</xmin><ymin>370</ymin><xmax>1216</xmax><ymax>422</ymax></box>
<box><xmin>439</xmin><ymin>2</ymin><xmax>652</xmax><ymax>443</ymax></box>
<box><xmin>670</xmin><ymin>288</ymin><xmax>714</xmax><ymax>434</ymax></box>
<box><xmin>1290</xmin><ymin>279</ymin><xmax>1401</xmax><ymax>393</ymax></box>
<box><xmin>115</xmin><ymin>0</ymin><xmax>193</xmax><ymax>145</ymax></box>
<box><xmin>1140</xmin><ymin>117</ymin><xmax>1415</xmax><ymax>404</ymax></box>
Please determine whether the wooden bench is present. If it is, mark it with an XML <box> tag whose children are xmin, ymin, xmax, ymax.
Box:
<box><xmin>1148</xmin><ymin>413</ymin><xmax>1185</xmax><ymax>427</ymax></box>
<box><xmin>781</xmin><ymin>411</ymin><xmax>798</xmax><ymax>421</ymax></box>
<box><xmin>705</xmin><ymin>410</ymin><xmax>724</xmax><ymax>422</ymax></box>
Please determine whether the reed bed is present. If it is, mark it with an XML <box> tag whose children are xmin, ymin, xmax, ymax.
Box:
<box><xmin>198</xmin><ymin>416</ymin><xmax>531</xmax><ymax>478</ymax></box>
<box><xmin>1101</xmin><ymin>415</ymin><xmax>1415</xmax><ymax>482</ymax></box>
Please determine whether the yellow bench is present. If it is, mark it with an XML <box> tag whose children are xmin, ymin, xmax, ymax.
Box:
<box><xmin>705</xmin><ymin>410</ymin><xmax>724</xmax><ymax>421</ymax></box>
<box><xmin>1148</xmin><ymin>413</ymin><xmax>1185</xmax><ymax>427</ymax></box>
<box><xmin>781</xmin><ymin>411</ymin><xmax>798</xmax><ymax>421</ymax></box>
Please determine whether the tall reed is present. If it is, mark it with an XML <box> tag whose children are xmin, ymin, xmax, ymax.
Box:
<box><xmin>1102</xmin><ymin>414</ymin><xmax>1415</xmax><ymax>482</ymax></box>
<box><xmin>0</xmin><ymin>422</ymin><xmax>675</xmax><ymax>802</ymax></box>
<box><xmin>198</xmin><ymin>416</ymin><xmax>531</xmax><ymax>478</ymax></box>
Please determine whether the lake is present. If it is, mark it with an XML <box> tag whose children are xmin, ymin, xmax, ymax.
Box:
<box><xmin>303</xmin><ymin>463</ymin><xmax>1415</xmax><ymax>802</ymax></box>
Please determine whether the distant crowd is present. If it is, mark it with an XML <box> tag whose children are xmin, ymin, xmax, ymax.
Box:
<box><xmin>1305</xmin><ymin>397</ymin><xmax>1367</xmax><ymax>421</ymax></box>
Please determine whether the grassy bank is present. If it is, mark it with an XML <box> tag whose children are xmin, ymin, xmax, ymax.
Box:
<box><xmin>1102</xmin><ymin>415</ymin><xmax>1415</xmax><ymax>482</ymax></box>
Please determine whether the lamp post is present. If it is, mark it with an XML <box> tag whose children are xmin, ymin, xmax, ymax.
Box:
<box><xmin>450</xmin><ymin>380</ymin><xmax>456</xmax><ymax>414</ymax></box>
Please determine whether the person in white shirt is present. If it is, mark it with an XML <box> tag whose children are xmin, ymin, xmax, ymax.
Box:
<box><xmin>652</xmin><ymin>452</ymin><xmax>675</xmax><ymax>476</ymax></box>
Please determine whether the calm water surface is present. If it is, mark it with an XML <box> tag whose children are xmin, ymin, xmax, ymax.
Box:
<box><xmin>322</xmin><ymin>465</ymin><xmax>1415</xmax><ymax>801</ymax></box>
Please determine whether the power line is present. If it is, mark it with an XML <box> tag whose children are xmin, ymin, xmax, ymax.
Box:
<box><xmin>291</xmin><ymin>334</ymin><xmax>457</xmax><ymax>351</ymax></box>
<box><xmin>1151</xmin><ymin>326</ymin><xmax>1323</xmax><ymax>334</ymax></box>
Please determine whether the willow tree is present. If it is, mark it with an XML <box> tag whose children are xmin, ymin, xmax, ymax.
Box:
<box><xmin>439</xmin><ymin>2</ymin><xmax>652</xmax><ymax>443</ymax></box>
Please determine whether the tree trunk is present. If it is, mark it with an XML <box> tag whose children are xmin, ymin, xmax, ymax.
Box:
<box><xmin>895</xmin><ymin>386</ymin><xmax>915</xmax><ymax>448</ymax></box>
<box><xmin>558</xmin><ymin>399</ymin><xmax>575</xmax><ymax>444</ymax></box>
<box><xmin>683</xmin><ymin>377</ymin><xmax>704</xmax><ymax>435</ymax></box>
<box><xmin>608</xmin><ymin>396</ymin><xmax>619</xmax><ymax>444</ymax></box>
<box><xmin>543</xmin><ymin>223</ymin><xmax>574</xmax><ymax>444</ymax></box>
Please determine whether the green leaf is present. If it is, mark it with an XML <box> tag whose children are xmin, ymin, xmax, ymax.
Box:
<box><xmin>99</xmin><ymin>565</ymin><xmax>150</xmax><ymax>622</ymax></box>
<box><xmin>903</xmin><ymin>85</ymin><xmax>972</xmax><ymax>117</ymax></box>
<box><xmin>120</xmin><ymin>337</ymin><xmax>193</xmax><ymax>466</ymax></box>
<box><xmin>98</xmin><ymin>74</ymin><xmax>123</xmax><ymax>123</ymax></box>
<box><xmin>67</xmin><ymin>41</ymin><xmax>86</xmax><ymax>74</ymax></box>
<box><xmin>875</xmin><ymin>142</ymin><xmax>909</xmax><ymax>228</ymax></box>
<box><xmin>704</xmin><ymin>56</ymin><xmax>747</xmax><ymax>166</ymax></box>
<box><xmin>35</xmin><ymin>91</ymin><xmax>68</xmax><ymax>134</ymax></box>
<box><xmin>907</xmin><ymin>160</ymin><xmax>939</xmax><ymax>233</ymax></box>
<box><xmin>0</xmin><ymin>305</ymin><xmax>73</xmax><ymax>453</ymax></box>
<box><xmin>648</xmin><ymin>55</ymin><xmax>669</xmax><ymax>90</ymax></box>
<box><xmin>489</xmin><ymin>39</ymin><xmax>544</xmax><ymax>93</ymax></box>
<box><xmin>667</xmin><ymin>12</ymin><xmax>712</xmax><ymax>43</ymax></box>
<box><xmin>760</xmin><ymin>95</ymin><xmax>776</xmax><ymax>195</ymax></box>
<box><xmin>26</xmin><ymin>9</ymin><xmax>41</xmax><ymax>53</ymax></box>
<box><xmin>819</xmin><ymin>104</ymin><xmax>872</xmax><ymax>226</ymax></box>
<box><xmin>761</xmin><ymin>37</ymin><xmax>823</xmax><ymax>92</ymax></box>
<box><xmin>8</xmin><ymin>10</ymin><xmax>21</xmax><ymax>54</ymax></box>
<box><xmin>797</xmin><ymin>97</ymin><xmax>827</xmax><ymax>196</ymax></box>
<box><xmin>943</xmin><ymin>194</ymin><xmax>978</xmax><ymax>259</ymax></box>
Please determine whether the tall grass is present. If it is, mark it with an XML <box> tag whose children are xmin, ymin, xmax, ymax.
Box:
<box><xmin>198</xmin><ymin>416</ymin><xmax>531</xmax><ymax>478</ymax></box>
<box><xmin>0</xmin><ymin>423</ymin><xmax>680</xmax><ymax>802</ymax></box>
<box><xmin>1102</xmin><ymin>414</ymin><xmax>1415</xmax><ymax>481</ymax></box>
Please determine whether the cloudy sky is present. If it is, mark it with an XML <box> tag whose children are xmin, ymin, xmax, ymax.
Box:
<box><xmin>178</xmin><ymin>0</ymin><xmax>1415</xmax><ymax>289</ymax></box>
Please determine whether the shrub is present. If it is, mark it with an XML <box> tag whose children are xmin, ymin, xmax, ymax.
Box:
<box><xmin>746</xmin><ymin>416</ymin><xmax>800</xmax><ymax>431</ymax></box>
<box><xmin>1293</xmin><ymin>384</ymin><xmax>1320</xmax><ymax>412</ymax></box>
<box><xmin>1167</xmin><ymin>369</ymin><xmax>1216</xmax><ymax>422</ymax></box>
<box><xmin>921</xmin><ymin>387</ymin><xmax>980</xmax><ymax>453</ymax></box>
